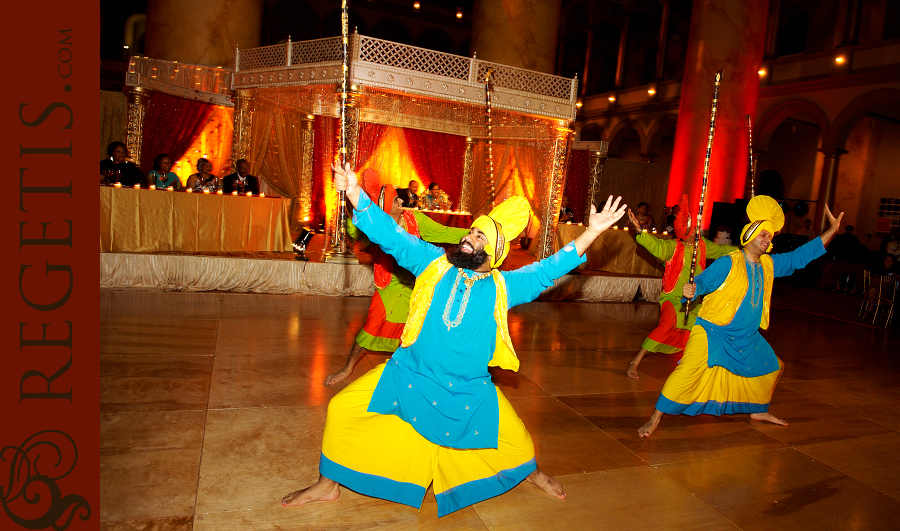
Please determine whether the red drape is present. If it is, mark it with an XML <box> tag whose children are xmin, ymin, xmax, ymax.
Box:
<box><xmin>564</xmin><ymin>149</ymin><xmax>591</xmax><ymax>223</ymax></box>
<box><xmin>403</xmin><ymin>128</ymin><xmax>466</xmax><ymax>210</ymax></box>
<box><xmin>357</xmin><ymin>122</ymin><xmax>389</xmax><ymax>169</ymax></box>
<box><xmin>139</xmin><ymin>91</ymin><xmax>216</xmax><ymax>174</ymax></box>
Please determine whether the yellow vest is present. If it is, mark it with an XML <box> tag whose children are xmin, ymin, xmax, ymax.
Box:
<box><xmin>697</xmin><ymin>250</ymin><xmax>774</xmax><ymax>329</ymax></box>
<box><xmin>400</xmin><ymin>256</ymin><xmax>519</xmax><ymax>371</ymax></box>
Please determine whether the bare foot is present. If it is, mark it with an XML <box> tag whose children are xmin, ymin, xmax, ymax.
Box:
<box><xmin>626</xmin><ymin>348</ymin><xmax>648</xmax><ymax>380</ymax></box>
<box><xmin>626</xmin><ymin>361</ymin><xmax>640</xmax><ymax>379</ymax></box>
<box><xmin>526</xmin><ymin>467</ymin><xmax>566</xmax><ymax>499</ymax></box>
<box><xmin>324</xmin><ymin>367</ymin><xmax>352</xmax><ymax>386</ymax></box>
<box><xmin>750</xmin><ymin>412</ymin><xmax>788</xmax><ymax>426</ymax></box>
<box><xmin>638</xmin><ymin>409</ymin><xmax>663</xmax><ymax>437</ymax></box>
<box><xmin>282</xmin><ymin>476</ymin><xmax>340</xmax><ymax>507</ymax></box>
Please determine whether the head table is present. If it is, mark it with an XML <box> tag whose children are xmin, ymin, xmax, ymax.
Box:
<box><xmin>99</xmin><ymin>186</ymin><xmax>292</xmax><ymax>252</ymax></box>
<box><xmin>555</xmin><ymin>223</ymin><xmax>668</xmax><ymax>276</ymax></box>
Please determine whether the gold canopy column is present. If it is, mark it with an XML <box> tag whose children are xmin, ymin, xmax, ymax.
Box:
<box><xmin>581</xmin><ymin>142</ymin><xmax>609</xmax><ymax>224</ymax></box>
<box><xmin>124</xmin><ymin>86</ymin><xmax>150</xmax><ymax>167</ymax></box>
<box><xmin>459</xmin><ymin>136</ymin><xmax>476</xmax><ymax>213</ymax></box>
<box><xmin>536</xmin><ymin>126</ymin><xmax>573</xmax><ymax>260</ymax></box>
<box><xmin>231</xmin><ymin>89</ymin><xmax>253</xmax><ymax>163</ymax></box>
<box><xmin>299</xmin><ymin>114</ymin><xmax>315</xmax><ymax>224</ymax></box>
<box><xmin>324</xmin><ymin>88</ymin><xmax>361</xmax><ymax>264</ymax></box>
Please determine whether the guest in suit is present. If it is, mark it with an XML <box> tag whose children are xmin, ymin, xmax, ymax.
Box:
<box><xmin>223</xmin><ymin>159</ymin><xmax>260</xmax><ymax>195</ymax></box>
<box><xmin>397</xmin><ymin>180</ymin><xmax>420</xmax><ymax>208</ymax></box>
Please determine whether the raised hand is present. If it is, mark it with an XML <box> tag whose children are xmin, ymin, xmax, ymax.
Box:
<box><xmin>332</xmin><ymin>162</ymin><xmax>361</xmax><ymax>207</ymax></box>
<box><xmin>824</xmin><ymin>204</ymin><xmax>843</xmax><ymax>232</ymax></box>
<box><xmin>587</xmin><ymin>195</ymin><xmax>627</xmax><ymax>236</ymax></box>
<box><xmin>626</xmin><ymin>209</ymin><xmax>642</xmax><ymax>231</ymax></box>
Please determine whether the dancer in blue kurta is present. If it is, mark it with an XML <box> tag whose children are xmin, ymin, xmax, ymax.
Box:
<box><xmin>282</xmin><ymin>163</ymin><xmax>627</xmax><ymax>517</ymax></box>
<box><xmin>638</xmin><ymin>195</ymin><xmax>844</xmax><ymax>437</ymax></box>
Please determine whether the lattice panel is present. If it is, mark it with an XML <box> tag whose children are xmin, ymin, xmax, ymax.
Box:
<box><xmin>359</xmin><ymin>37</ymin><xmax>470</xmax><ymax>80</ymax></box>
<box><xmin>477</xmin><ymin>62</ymin><xmax>572</xmax><ymax>100</ymax></box>
<box><xmin>128</xmin><ymin>57</ymin><xmax>232</xmax><ymax>94</ymax></box>
<box><xmin>291</xmin><ymin>37</ymin><xmax>343</xmax><ymax>64</ymax></box>
<box><xmin>237</xmin><ymin>44</ymin><xmax>288</xmax><ymax>71</ymax></box>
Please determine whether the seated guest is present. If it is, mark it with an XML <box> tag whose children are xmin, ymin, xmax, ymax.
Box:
<box><xmin>423</xmin><ymin>182</ymin><xmax>450</xmax><ymax>210</ymax></box>
<box><xmin>882</xmin><ymin>228</ymin><xmax>900</xmax><ymax>260</ymax></box>
<box><xmin>147</xmin><ymin>154</ymin><xmax>183</xmax><ymax>190</ymax></box>
<box><xmin>186</xmin><ymin>158</ymin><xmax>220</xmax><ymax>192</ymax></box>
<box><xmin>223</xmin><ymin>159</ymin><xmax>260</xmax><ymax>195</ymax></box>
<box><xmin>559</xmin><ymin>195</ymin><xmax>574</xmax><ymax>222</ymax></box>
<box><xmin>396</xmin><ymin>180</ymin><xmax>420</xmax><ymax>208</ymax></box>
<box><xmin>100</xmin><ymin>141</ymin><xmax>144</xmax><ymax>187</ymax></box>
<box><xmin>635</xmin><ymin>202</ymin><xmax>655</xmax><ymax>230</ymax></box>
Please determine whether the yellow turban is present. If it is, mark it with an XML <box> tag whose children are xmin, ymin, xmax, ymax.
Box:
<box><xmin>740</xmin><ymin>195</ymin><xmax>785</xmax><ymax>252</ymax></box>
<box><xmin>471</xmin><ymin>196</ymin><xmax>530</xmax><ymax>268</ymax></box>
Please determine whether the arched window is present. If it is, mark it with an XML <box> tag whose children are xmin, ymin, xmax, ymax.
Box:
<box><xmin>416</xmin><ymin>28</ymin><xmax>456</xmax><ymax>55</ymax></box>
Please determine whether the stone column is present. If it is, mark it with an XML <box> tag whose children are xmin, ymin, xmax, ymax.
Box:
<box><xmin>536</xmin><ymin>126</ymin><xmax>572</xmax><ymax>260</ymax></box>
<box><xmin>841</xmin><ymin>0</ymin><xmax>863</xmax><ymax>46</ymax></box>
<box><xmin>614</xmin><ymin>13</ymin><xmax>630</xmax><ymax>88</ymax></box>
<box><xmin>124</xmin><ymin>86</ymin><xmax>150</xmax><ymax>167</ymax></box>
<box><xmin>655</xmin><ymin>0</ymin><xmax>671</xmax><ymax>81</ymax></box>
<box><xmin>145</xmin><ymin>0</ymin><xmax>262</xmax><ymax>67</ymax></box>
<box><xmin>666</xmin><ymin>0</ymin><xmax>770</xmax><ymax>232</ymax></box>
<box><xmin>231</xmin><ymin>89</ymin><xmax>254</xmax><ymax>163</ymax></box>
<box><xmin>460</xmin><ymin>137</ymin><xmax>476</xmax><ymax>213</ymax></box>
<box><xmin>471</xmin><ymin>0</ymin><xmax>562</xmax><ymax>74</ymax></box>
<box><xmin>299</xmin><ymin>114</ymin><xmax>315</xmax><ymax>225</ymax></box>
<box><xmin>763</xmin><ymin>0</ymin><xmax>781</xmax><ymax>59</ymax></box>
<box><xmin>581</xmin><ymin>28</ymin><xmax>594</xmax><ymax>96</ymax></box>
<box><xmin>814</xmin><ymin>149</ymin><xmax>847</xmax><ymax>233</ymax></box>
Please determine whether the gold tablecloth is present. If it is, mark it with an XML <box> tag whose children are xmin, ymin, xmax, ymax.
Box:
<box><xmin>555</xmin><ymin>224</ymin><xmax>666</xmax><ymax>276</ymax></box>
<box><xmin>100</xmin><ymin>187</ymin><xmax>292</xmax><ymax>252</ymax></box>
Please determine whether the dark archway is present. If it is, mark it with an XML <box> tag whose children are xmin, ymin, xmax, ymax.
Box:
<box><xmin>371</xmin><ymin>17</ymin><xmax>413</xmax><ymax>46</ymax></box>
<box><xmin>265</xmin><ymin>0</ymin><xmax>320</xmax><ymax>44</ymax></box>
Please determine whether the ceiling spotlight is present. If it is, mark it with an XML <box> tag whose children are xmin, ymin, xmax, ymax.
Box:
<box><xmin>647</xmin><ymin>88</ymin><xmax>656</xmax><ymax>95</ymax></box>
<box><xmin>758</xmin><ymin>68</ymin><xmax>766</xmax><ymax>76</ymax></box>
<box><xmin>413</xmin><ymin>1</ymin><xmax>420</xmax><ymax>8</ymax></box>
<box><xmin>575</xmin><ymin>101</ymin><xmax>583</xmax><ymax>109</ymax></box>
<box><xmin>456</xmin><ymin>9</ymin><xmax>463</xmax><ymax>19</ymax></box>
<box><xmin>608</xmin><ymin>95</ymin><xmax>616</xmax><ymax>103</ymax></box>
<box><xmin>835</xmin><ymin>55</ymin><xmax>846</xmax><ymax>64</ymax></box>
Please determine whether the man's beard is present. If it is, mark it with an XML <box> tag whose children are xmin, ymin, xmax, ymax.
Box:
<box><xmin>447</xmin><ymin>243</ymin><xmax>490</xmax><ymax>270</ymax></box>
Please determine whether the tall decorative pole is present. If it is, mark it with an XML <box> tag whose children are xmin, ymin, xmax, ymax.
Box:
<box><xmin>483</xmin><ymin>67</ymin><xmax>496</xmax><ymax>207</ymax></box>
<box><xmin>747</xmin><ymin>114</ymin><xmax>756</xmax><ymax>199</ymax></box>
<box><xmin>684</xmin><ymin>71</ymin><xmax>723</xmax><ymax>326</ymax></box>
<box><xmin>324</xmin><ymin>0</ymin><xmax>359</xmax><ymax>264</ymax></box>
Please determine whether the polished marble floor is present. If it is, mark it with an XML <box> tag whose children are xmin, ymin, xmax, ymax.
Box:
<box><xmin>100</xmin><ymin>283</ymin><xmax>900</xmax><ymax>530</ymax></box>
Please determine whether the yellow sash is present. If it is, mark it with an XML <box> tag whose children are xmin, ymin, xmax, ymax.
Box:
<box><xmin>698</xmin><ymin>250</ymin><xmax>774</xmax><ymax>329</ymax></box>
<box><xmin>400</xmin><ymin>256</ymin><xmax>519</xmax><ymax>371</ymax></box>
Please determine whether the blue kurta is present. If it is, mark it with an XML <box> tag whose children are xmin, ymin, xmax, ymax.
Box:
<box><xmin>690</xmin><ymin>238</ymin><xmax>826</xmax><ymax>377</ymax></box>
<box><xmin>352</xmin><ymin>191</ymin><xmax>585</xmax><ymax>449</ymax></box>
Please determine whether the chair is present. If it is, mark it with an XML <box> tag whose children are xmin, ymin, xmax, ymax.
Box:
<box><xmin>858</xmin><ymin>269</ymin><xmax>871</xmax><ymax>317</ymax></box>
<box><xmin>870</xmin><ymin>274</ymin><xmax>897</xmax><ymax>328</ymax></box>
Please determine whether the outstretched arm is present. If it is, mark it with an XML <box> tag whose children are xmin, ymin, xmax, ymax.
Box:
<box><xmin>572</xmin><ymin>195</ymin><xmax>627</xmax><ymax>256</ymax></box>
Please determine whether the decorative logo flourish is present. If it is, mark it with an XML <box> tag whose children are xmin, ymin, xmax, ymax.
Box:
<box><xmin>1</xmin><ymin>430</ymin><xmax>91</xmax><ymax>530</ymax></box>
